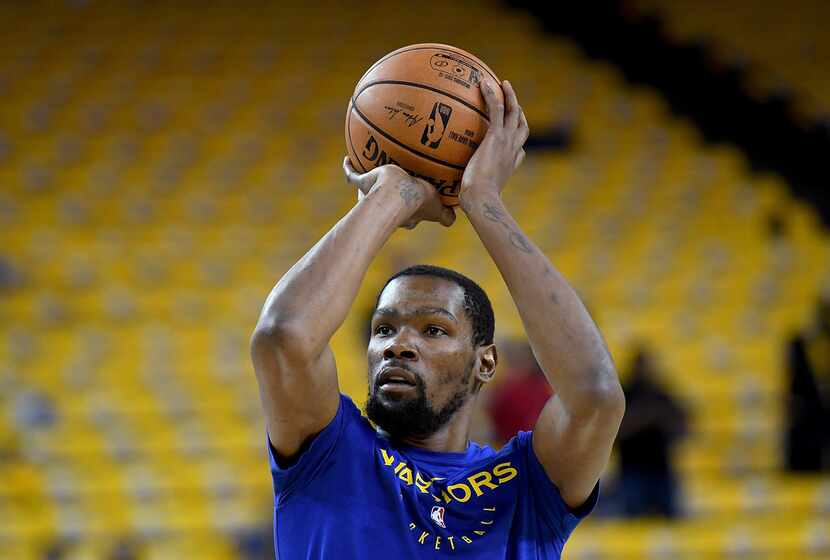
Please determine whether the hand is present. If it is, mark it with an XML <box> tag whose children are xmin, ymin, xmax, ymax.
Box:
<box><xmin>458</xmin><ymin>79</ymin><xmax>529</xmax><ymax>209</ymax></box>
<box><xmin>343</xmin><ymin>158</ymin><xmax>456</xmax><ymax>229</ymax></box>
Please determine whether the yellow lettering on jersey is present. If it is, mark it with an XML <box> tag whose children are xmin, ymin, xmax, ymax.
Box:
<box><xmin>394</xmin><ymin>461</ymin><xmax>406</xmax><ymax>474</ymax></box>
<box><xmin>447</xmin><ymin>483</ymin><xmax>472</xmax><ymax>503</ymax></box>
<box><xmin>474</xmin><ymin>530</ymin><xmax>486</xmax><ymax>536</ymax></box>
<box><xmin>448</xmin><ymin>536</ymin><xmax>456</xmax><ymax>550</ymax></box>
<box><xmin>418</xmin><ymin>531</ymin><xmax>429</xmax><ymax>544</ymax></box>
<box><xmin>434</xmin><ymin>536</ymin><xmax>441</xmax><ymax>550</ymax></box>
<box><xmin>409</xmin><ymin>522</ymin><xmax>417</xmax><ymax>530</ymax></box>
<box><xmin>462</xmin><ymin>536</ymin><xmax>473</xmax><ymax>544</ymax></box>
<box><xmin>493</xmin><ymin>462</ymin><xmax>518</xmax><ymax>484</ymax></box>
<box><xmin>467</xmin><ymin>471</ymin><xmax>498</xmax><ymax>496</ymax></box>
<box><xmin>398</xmin><ymin>466</ymin><xmax>413</xmax><ymax>485</ymax></box>
<box><xmin>431</xmin><ymin>493</ymin><xmax>442</xmax><ymax>502</ymax></box>
<box><xmin>441</xmin><ymin>490</ymin><xmax>453</xmax><ymax>504</ymax></box>
<box><xmin>415</xmin><ymin>472</ymin><xmax>432</xmax><ymax>493</ymax></box>
<box><xmin>380</xmin><ymin>449</ymin><xmax>395</xmax><ymax>466</ymax></box>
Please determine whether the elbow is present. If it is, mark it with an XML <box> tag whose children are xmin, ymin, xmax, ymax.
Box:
<box><xmin>251</xmin><ymin>316</ymin><xmax>289</xmax><ymax>345</ymax></box>
<box><xmin>571</xmin><ymin>366</ymin><xmax>626</xmax><ymax>422</ymax></box>
<box><xmin>251</xmin><ymin>317</ymin><xmax>307</xmax><ymax>357</ymax></box>
<box><xmin>599</xmin><ymin>380</ymin><xmax>626</xmax><ymax>423</ymax></box>
<box><xmin>251</xmin><ymin>285</ymin><xmax>301</xmax><ymax>349</ymax></box>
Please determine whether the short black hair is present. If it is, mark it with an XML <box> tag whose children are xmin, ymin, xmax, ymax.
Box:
<box><xmin>375</xmin><ymin>264</ymin><xmax>495</xmax><ymax>347</ymax></box>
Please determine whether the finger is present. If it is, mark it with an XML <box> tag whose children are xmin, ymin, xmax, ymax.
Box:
<box><xmin>343</xmin><ymin>157</ymin><xmax>377</xmax><ymax>193</ymax></box>
<box><xmin>513</xmin><ymin>148</ymin><xmax>525</xmax><ymax>171</ymax></box>
<box><xmin>440</xmin><ymin>206</ymin><xmax>456</xmax><ymax>227</ymax></box>
<box><xmin>517</xmin><ymin>110</ymin><xmax>530</xmax><ymax>147</ymax></box>
<box><xmin>503</xmin><ymin>80</ymin><xmax>521</xmax><ymax>130</ymax></box>
<box><xmin>480</xmin><ymin>79</ymin><xmax>504</xmax><ymax>128</ymax></box>
<box><xmin>343</xmin><ymin>156</ymin><xmax>359</xmax><ymax>182</ymax></box>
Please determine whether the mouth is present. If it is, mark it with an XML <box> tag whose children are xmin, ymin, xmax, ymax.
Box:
<box><xmin>378</xmin><ymin>382</ymin><xmax>417</xmax><ymax>396</ymax></box>
<box><xmin>377</xmin><ymin>366</ymin><xmax>417</xmax><ymax>391</ymax></box>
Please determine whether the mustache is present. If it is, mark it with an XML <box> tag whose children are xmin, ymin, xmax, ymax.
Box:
<box><xmin>382</xmin><ymin>360</ymin><xmax>415</xmax><ymax>374</ymax></box>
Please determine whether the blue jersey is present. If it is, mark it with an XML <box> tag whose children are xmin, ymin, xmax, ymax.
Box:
<box><xmin>268</xmin><ymin>393</ymin><xmax>598</xmax><ymax>559</ymax></box>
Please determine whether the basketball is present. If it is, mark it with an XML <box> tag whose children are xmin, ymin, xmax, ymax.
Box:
<box><xmin>345</xmin><ymin>43</ymin><xmax>503</xmax><ymax>206</ymax></box>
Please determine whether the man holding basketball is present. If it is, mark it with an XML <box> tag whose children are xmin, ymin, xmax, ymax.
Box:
<box><xmin>251</xmin><ymin>79</ymin><xmax>625</xmax><ymax>558</ymax></box>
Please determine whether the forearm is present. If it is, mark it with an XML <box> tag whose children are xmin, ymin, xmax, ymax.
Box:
<box><xmin>463</xmin><ymin>194</ymin><xmax>620</xmax><ymax>408</ymax></box>
<box><xmin>256</xmin><ymin>184</ymin><xmax>412</xmax><ymax>354</ymax></box>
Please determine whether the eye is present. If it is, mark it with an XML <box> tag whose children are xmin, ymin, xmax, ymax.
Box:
<box><xmin>425</xmin><ymin>326</ymin><xmax>447</xmax><ymax>337</ymax></box>
<box><xmin>374</xmin><ymin>325</ymin><xmax>393</xmax><ymax>337</ymax></box>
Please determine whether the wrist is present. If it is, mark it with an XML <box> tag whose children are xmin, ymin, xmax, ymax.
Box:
<box><xmin>363</xmin><ymin>176</ymin><xmax>423</xmax><ymax>227</ymax></box>
<box><xmin>458</xmin><ymin>185</ymin><xmax>502</xmax><ymax>214</ymax></box>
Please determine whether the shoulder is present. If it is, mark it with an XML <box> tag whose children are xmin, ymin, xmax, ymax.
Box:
<box><xmin>342</xmin><ymin>393</ymin><xmax>376</xmax><ymax>422</ymax></box>
<box><xmin>498</xmin><ymin>430</ymin><xmax>534</xmax><ymax>459</ymax></box>
<box><xmin>268</xmin><ymin>393</ymin><xmax>379</xmax><ymax>498</ymax></box>
<box><xmin>508</xmin><ymin>430</ymin><xmax>600</xmax><ymax>527</ymax></box>
<box><xmin>331</xmin><ymin>393</ymin><xmax>377</xmax><ymax>442</ymax></box>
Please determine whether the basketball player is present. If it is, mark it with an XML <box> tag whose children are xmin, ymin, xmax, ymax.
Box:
<box><xmin>251</xmin><ymin>79</ymin><xmax>625</xmax><ymax>558</ymax></box>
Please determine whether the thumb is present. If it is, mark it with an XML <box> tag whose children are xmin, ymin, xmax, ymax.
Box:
<box><xmin>513</xmin><ymin>148</ymin><xmax>525</xmax><ymax>171</ymax></box>
<box><xmin>440</xmin><ymin>206</ymin><xmax>456</xmax><ymax>227</ymax></box>
<box><xmin>343</xmin><ymin>156</ymin><xmax>378</xmax><ymax>194</ymax></box>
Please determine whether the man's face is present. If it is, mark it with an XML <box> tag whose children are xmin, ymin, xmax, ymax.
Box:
<box><xmin>365</xmin><ymin>275</ymin><xmax>477</xmax><ymax>439</ymax></box>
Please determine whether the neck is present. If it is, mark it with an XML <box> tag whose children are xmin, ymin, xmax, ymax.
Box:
<box><xmin>397</xmin><ymin>397</ymin><xmax>478</xmax><ymax>453</ymax></box>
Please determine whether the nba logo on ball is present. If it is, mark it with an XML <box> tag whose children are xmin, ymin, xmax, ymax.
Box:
<box><xmin>430</xmin><ymin>505</ymin><xmax>447</xmax><ymax>528</ymax></box>
<box><xmin>420</xmin><ymin>102</ymin><xmax>453</xmax><ymax>149</ymax></box>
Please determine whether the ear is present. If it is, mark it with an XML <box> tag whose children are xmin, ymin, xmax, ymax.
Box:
<box><xmin>474</xmin><ymin>344</ymin><xmax>498</xmax><ymax>386</ymax></box>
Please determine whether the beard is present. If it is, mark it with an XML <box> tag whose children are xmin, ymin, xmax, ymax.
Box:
<box><xmin>365</xmin><ymin>369</ymin><xmax>471</xmax><ymax>440</ymax></box>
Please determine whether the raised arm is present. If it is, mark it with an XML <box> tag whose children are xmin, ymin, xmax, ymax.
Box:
<box><xmin>251</xmin><ymin>162</ymin><xmax>455</xmax><ymax>461</ymax></box>
<box><xmin>459</xmin><ymin>79</ymin><xmax>625</xmax><ymax>507</ymax></box>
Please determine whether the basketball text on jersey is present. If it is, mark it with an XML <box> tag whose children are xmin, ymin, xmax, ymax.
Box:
<box><xmin>379</xmin><ymin>447</ymin><xmax>520</xmax><ymax>552</ymax></box>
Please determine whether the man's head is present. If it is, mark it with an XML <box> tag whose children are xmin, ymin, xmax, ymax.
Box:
<box><xmin>365</xmin><ymin>265</ymin><xmax>497</xmax><ymax>440</ymax></box>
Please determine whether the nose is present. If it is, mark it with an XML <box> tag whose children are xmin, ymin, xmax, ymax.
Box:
<box><xmin>383</xmin><ymin>337</ymin><xmax>418</xmax><ymax>361</ymax></box>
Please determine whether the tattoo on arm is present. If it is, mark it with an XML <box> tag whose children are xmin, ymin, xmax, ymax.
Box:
<box><xmin>509</xmin><ymin>231</ymin><xmax>534</xmax><ymax>253</ymax></box>
<box><xmin>482</xmin><ymin>202</ymin><xmax>534</xmax><ymax>254</ymax></box>
<box><xmin>399</xmin><ymin>179</ymin><xmax>424</xmax><ymax>207</ymax></box>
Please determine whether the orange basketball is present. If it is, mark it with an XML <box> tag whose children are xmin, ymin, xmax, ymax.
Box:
<box><xmin>345</xmin><ymin>43</ymin><xmax>503</xmax><ymax>206</ymax></box>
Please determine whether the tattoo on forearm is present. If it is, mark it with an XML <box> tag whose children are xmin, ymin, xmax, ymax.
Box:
<box><xmin>509</xmin><ymin>231</ymin><xmax>533</xmax><ymax>253</ymax></box>
<box><xmin>482</xmin><ymin>203</ymin><xmax>505</xmax><ymax>222</ymax></box>
<box><xmin>399</xmin><ymin>179</ymin><xmax>423</xmax><ymax>207</ymax></box>
<box><xmin>482</xmin><ymin>202</ymin><xmax>533</xmax><ymax>254</ymax></box>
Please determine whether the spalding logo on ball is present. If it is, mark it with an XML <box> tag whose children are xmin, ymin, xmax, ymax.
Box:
<box><xmin>345</xmin><ymin>43</ymin><xmax>504</xmax><ymax>206</ymax></box>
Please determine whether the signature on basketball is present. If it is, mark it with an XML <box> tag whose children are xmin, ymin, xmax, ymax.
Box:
<box><xmin>384</xmin><ymin>105</ymin><xmax>424</xmax><ymax>127</ymax></box>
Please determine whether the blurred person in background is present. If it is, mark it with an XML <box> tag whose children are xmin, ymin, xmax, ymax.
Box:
<box><xmin>42</xmin><ymin>538</ymin><xmax>70</xmax><ymax>560</ymax></box>
<box><xmin>0</xmin><ymin>255</ymin><xmax>22</xmax><ymax>291</ymax></box>
<box><xmin>234</xmin><ymin>524</ymin><xmax>275</xmax><ymax>560</ymax></box>
<box><xmin>107</xmin><ymin>537</ymin><xmax>141</xmax><ymax>560</ymax></box>
<box><xmin>784</xmin><ymin>296</ymin><xmax>830</xmax><ymax>472</ymax></box>
<box><xmin>250</xmin><ymin>80</ymin><xmax>625</xmax><ymax>558</ymax></box>
<box><xmin>486</xmin><ymin>339</ymin><xmax>553</xmax><ymax>446</ymax></box>
<box><xmin>616</xmin><ymin>345</ymin><xmax>688</xmax><ymax>518</ymax></box>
